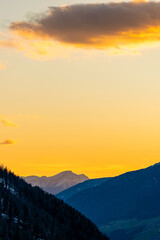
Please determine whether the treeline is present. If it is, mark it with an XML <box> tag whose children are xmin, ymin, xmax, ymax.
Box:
<box><xmin>0</xmin><ymin>166</ymin><xmax>109</xmax><ymax>240</ymax></box>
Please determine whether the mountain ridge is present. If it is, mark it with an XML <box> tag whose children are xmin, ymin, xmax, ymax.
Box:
<box><xmin>23</xmin><ymin>170</ymin><xmax>89</xmax><ymax>194</ymax></box>
<box><xmin>65</xmin><ymin>162</ymin><xmax>160</xmax><ymax>239</ymax></box>
<box><xmin>66</xmin><ymin>162</ymin><xmax>160</xmax><ymax>223</ymax></box>
<box><xmin>57</xmin><ymin>177</ymin><xmax>110</xmax><ymax>201</ymax></box>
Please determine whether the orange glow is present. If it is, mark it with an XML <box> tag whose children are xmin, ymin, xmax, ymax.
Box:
<box><xmin>0</xmin><ymin>63</ymin><xmax>6</xmax><ymax>69</ymax></box>
<box><xmin>1</xmin><ymin>1</ymin><xmax>160</xmax><ymax>179</ymax></box>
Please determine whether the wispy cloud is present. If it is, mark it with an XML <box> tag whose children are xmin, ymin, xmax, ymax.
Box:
<box><xmin>0</xmin><ymin>118</ymin><xmax>16</xmax><ymax>127</ymax></box>
<box><xmin>0</xmin><ymin>32</ymin><xmax>72</xmax><ymax>60</ymax></box>
<box><xmin>0</xmin><ymin>139</ymin><xmax>14</xmax><ymax>145</ymax></box>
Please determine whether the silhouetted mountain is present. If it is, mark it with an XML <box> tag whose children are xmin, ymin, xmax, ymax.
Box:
<box><xmin>66</xmin><ymin>163</ymin><xmax>160</xmax><ymax>239</ymax></box>
<box><xmin>23</xmin><ymin>171</ymin><xmax>88</xmax><ymax>194</ymax></box>
<box><xmin>0</xmin><ymin>166</ymin><xmax>109</xmax><ymax>240</ymax></box>
<box><xmin>57</xmin><ymin>178</ymin><xmax>110</xmax><ymax>201</ymax></box>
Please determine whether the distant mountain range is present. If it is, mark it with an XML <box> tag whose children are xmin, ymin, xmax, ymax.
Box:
<box><xmin>65</xmin><ymin>163</ymin><xmax>160</xmax><ymax>240</ymax></box>
<box><xmin>22</xmin><ymin>163</ymin><xmax>160</xmax><ymax>239</ymax></box>
<box><xmin>0</xmin><ymin>166</ymin><xmax>109</xmax><ymax>240</ymax></box>
<box><xmin>57</xmin><ymin>177</ymin><xmax>110</xmax><ymax>201</ymax></box>
<box><xmin>23</xmin><ymin>170</ymin><xmax>88</xmax><ymax>194</ymax></box>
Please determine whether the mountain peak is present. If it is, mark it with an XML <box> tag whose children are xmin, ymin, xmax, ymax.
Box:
<box><xmin>56</xmin><ymin>170</ymin><xmax>74</xmax><ymax>176</ymax></box>
<box><xmin>55</xmin><ymin>170</ymin><xmax>88</xmax><ymax>178</ymax></box>
<box><xmin>23</xmin><ymin>170</ymin><xmax>89</xmax><ymax>194</ymax></box>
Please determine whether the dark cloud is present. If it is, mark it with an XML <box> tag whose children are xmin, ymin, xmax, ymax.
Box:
<box><xmin>9</xmin><ymin>1</ymin><xmax>160</xmax><ymax>48</ymax></box>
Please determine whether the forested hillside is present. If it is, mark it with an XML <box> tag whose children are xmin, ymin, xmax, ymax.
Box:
<box><xmin>67</xmin><ymin>163</ymin><xmax>160</xmax><ymax>225</ymax></box>
<box><xmin>57</xmin><ymin>178</ymin><xmax>110</xmax><ymax>201</ymax></box>
<box><xmin>0</xmin><ymin>166</ymin><xmax>109</xmax><ymax>240</ymax></box>
<box><xmin>66</xmin><ymin>163</ymin><xmax>160</xmax><ymax>240</ymax></box>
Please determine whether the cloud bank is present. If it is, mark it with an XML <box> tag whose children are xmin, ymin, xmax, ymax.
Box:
<box><xmin>0</xmin><ymin>139</ymin><xmax>14</xmax><ymax>145</ymax></box>
<box><xmin>1</xmin><ymin>1</ymin><xmax>160</xmax><ymax>59</ymax></box>
<box><xmin>9</xmin><ymin>1</ymin><xmax>160</xmax><ymax>51</ymax></box>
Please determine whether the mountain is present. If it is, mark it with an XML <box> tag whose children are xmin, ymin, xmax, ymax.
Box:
<box><xmin>0</xmin><ymin>166</ymin><xmax>109</xmax><ymax>240</ymax></box>
<box><xmin>57</xmin><ymin>178</ymin><xmax>110</xmax><ymax>201</ymax></box>
<box><xmin>66</xmin><ymin>163</ymin><xmax>160</xmax><ymax>240</ymax></box>
<box><xmin>23</xmin><ymin>170</ymin><xmax>89</xmax><ymax>194</ymax></box>
<box><xmin>99</xmin><ymin>217</ymin><xmax>160</xmax><ymax>240</ymax></box>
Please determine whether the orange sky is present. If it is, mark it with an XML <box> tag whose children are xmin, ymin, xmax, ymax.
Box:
<box><xmin>1</xmin><ymin>0</ymin><xmax>160</xmax><ymax>178</ymax></box>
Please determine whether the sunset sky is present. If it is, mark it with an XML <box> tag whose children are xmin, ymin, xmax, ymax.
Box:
<box><xmin>1</xmin><ymin>0</ymin><xmax>160</xmax><ymax>178</ymax></box>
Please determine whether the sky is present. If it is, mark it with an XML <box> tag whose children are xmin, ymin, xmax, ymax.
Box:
<box><xmin>1</xmin><ymin>0</ymin><xmax>160</xmax><ymax>178</ymax></box>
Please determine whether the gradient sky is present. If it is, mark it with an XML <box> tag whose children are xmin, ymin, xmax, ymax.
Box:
<box><xmin>1</xmin><ymin>0</ymin><xmax>160</xmax><ymax>178</ymax></box>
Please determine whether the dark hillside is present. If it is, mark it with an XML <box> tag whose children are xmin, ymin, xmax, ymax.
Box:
<box><xmin>0</xmin><ymin>166</ymin><xmax>109</xmax><ymax>240</ymax></box>
<box><xmin>67</xmin><ymin>163</ymin><xmax>160</xmax><ymax>225</ymax></box>
<box><xmin>57</xmin><ymin>178</ymin><xmax>110</xmax><ymax>201</ymax></box>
